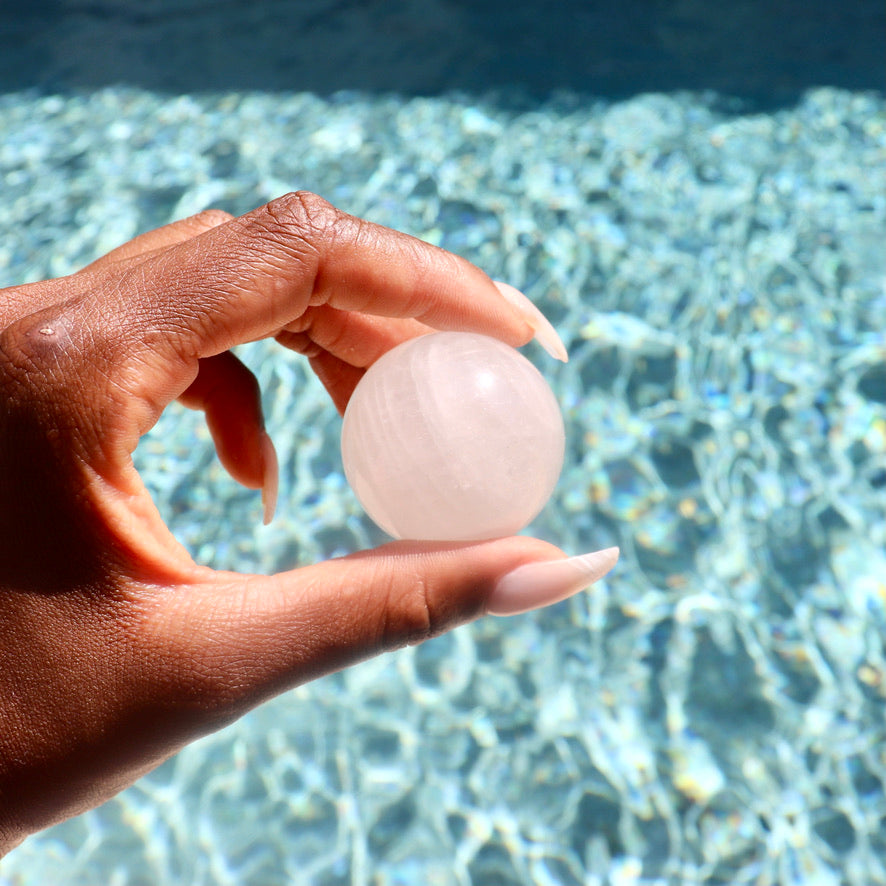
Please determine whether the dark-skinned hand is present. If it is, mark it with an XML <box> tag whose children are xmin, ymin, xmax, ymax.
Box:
<box><xmin>0</xmin><ymin>193</ymin><xmax>617</xmax><ymax>854</ymax></box>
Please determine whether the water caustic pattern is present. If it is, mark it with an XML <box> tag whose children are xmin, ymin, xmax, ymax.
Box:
<box><xmin>0</xmin><ymin>86</ymin><xmax>884</xmax><ymax>885</ymax></box>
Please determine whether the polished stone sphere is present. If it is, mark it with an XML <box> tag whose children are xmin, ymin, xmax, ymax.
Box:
<box><xmin>341</xmin><ymin>332</ymin><xmax>565</xmax><ymax>540</ymax></box>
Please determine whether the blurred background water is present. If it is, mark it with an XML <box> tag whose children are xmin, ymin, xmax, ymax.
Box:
<box><xmin>1</xmin><ymin>2</ymin><xmax>884</xmax><ymax>884</ymax></box>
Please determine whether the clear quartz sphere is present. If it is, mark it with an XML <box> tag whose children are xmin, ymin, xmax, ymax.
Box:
<box><xmin>341</xmin><ymin>332</ymin><xmax>565</xmax><ymax>540</ymax></box>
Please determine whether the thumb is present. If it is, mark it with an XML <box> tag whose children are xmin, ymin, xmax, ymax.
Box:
<box><xmin>143</xmin><ymin>540</ymin><xmax>618</xmax><ymax>725</ymax></box>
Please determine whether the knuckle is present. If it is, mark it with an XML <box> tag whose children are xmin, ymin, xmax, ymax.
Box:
<box><xmin>0</xmin><ymin>302</ymin><xmax>125</xmax><ymax>410</ymax></box>
<box><xmin>236</xmin><ymin>192</ymin><xmax>360</xmax><ymax>308</ymax></box>
<box><xmin>262</xmin><ymin>191</ymin><xmax>352</xmax><ymax>250</ymax></box>
<box><xmin>382</xmin><ymin>572</ymin><xmax>434</xmax><ymax>649</ymax></box>
<box><xmin>0</xmin><ymin>309</ymin><xmax>77</xmax><ymax>389</ymax></box>
<box><xmin>404</xmin><ymin>577</ymin><xmax>435</xmax><ymax>645</ymax></box>
<box><xmin>279</xmin><ymin>190</ymin><xmax>339</xmax><ymax>227</ymax></box>
<box><xmin>193</xmin><ymin>208</ymin><xmax>234</xmax><ymax>227</ymax></box>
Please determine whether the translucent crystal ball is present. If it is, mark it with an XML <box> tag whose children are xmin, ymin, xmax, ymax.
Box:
<box><xmin>341</xmin><ymin>332</ymin><xmax>565</xmax><ymax>540</ymax></box>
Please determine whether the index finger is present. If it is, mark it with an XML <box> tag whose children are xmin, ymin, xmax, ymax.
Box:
<box><xmin>121</xmin><ymin>192</ymin><xmax>538</xmax><ymax>364</ymax></box>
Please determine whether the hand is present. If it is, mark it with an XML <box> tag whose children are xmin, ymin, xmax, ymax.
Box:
<box><xmin>0</xmin><ymin>192</ymin><xmax>617</xmax><ymax>853</ymax></box>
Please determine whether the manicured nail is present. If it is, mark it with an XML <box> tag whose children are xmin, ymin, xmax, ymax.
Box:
<box><xmin>494</xmin><ymin>280</ymin><xmax>569</xmax><ymax>362</ymax></box>
<box><xmin>260</xmin><ymin>431</ymin><xmax>279</xmax><ymax>525</ymax></box>
<box><xmin>487</xmin><ymin>547</ymin><xmax>619</xmax><ymax>616</ymax></box>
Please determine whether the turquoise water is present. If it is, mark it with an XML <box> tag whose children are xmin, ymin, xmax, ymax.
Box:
<box><xmin>1</xmin><ymin>86</ymin><xmax>884</xmax><ymax>885</ymax></box>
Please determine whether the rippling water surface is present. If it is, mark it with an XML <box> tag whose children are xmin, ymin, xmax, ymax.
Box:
<box><xmin>1</xmin><ymin>85</ymin><xmax>884</xmax><ymax>885</ymax></box>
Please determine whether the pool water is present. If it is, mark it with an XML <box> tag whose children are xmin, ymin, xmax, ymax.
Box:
<box><xmin>0</xmin><ymin>69</ymin><xmax>884</xmax><ymax>886</ymax></box>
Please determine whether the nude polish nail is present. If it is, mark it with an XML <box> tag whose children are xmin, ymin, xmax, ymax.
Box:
<box><xmin>487</xmin><ymin>547</ymin><xmax>619</xmax><ymax>616</ymax></box>
<box><xmin>260</xmin><ymin>431</ymin><xmax>279</xmax><ymax>525</ymax></box>
<box><xmin>493</xmin><ymin>280</ymin><xmax>569</xmax><ymax>362</ymax></box>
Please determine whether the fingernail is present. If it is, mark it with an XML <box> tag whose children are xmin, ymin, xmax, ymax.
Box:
<box><xmin>494</xmin><ymin>280</ymin><xmax>569</xmax><ymax>362</ymax></box>
<box><xmin>487</xmin><ymin>547</ymin><xmax>619</xmax><ymax>616</ymax></box>
<box><xmin>260</xmin><ymin>431</ymin><xmax>279</xmax><ymax>525</ymax></box>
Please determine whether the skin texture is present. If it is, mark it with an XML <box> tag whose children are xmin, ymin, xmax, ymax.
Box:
<box><xmin>0</xmin><ymin>193</ymin><xmax>567</xmax><ymax>854</ymax></box>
